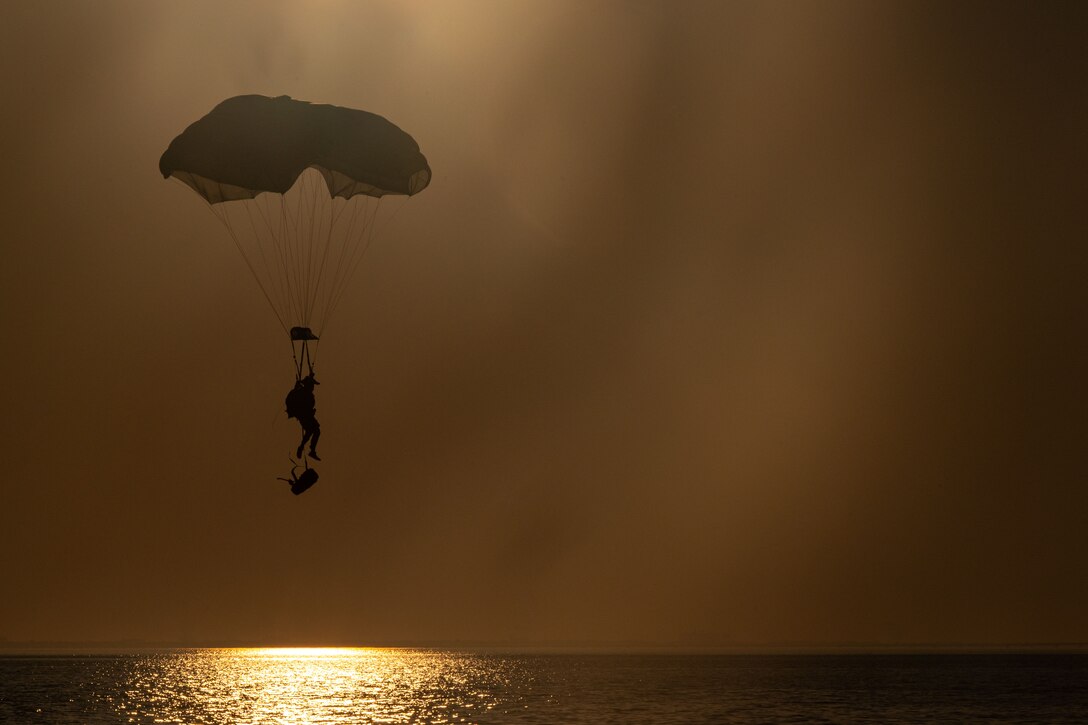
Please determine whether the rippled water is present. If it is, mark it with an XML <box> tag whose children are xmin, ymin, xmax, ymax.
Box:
<box><xmin>1</xmin><ymin>649</ymin><xmax>1086</xmax><ymax>724</ymax></box>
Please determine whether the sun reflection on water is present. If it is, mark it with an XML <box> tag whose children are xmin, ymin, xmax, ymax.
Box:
<box><xmin>117</xmin><ymin>648</ymin><xmax>512</xmax><ymax>724</ymax></box>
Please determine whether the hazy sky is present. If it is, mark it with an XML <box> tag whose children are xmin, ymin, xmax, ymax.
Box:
<box><xmin>1</xmin><ymin>0</ymin><xmax>1086</xmax><ymax>648</ymax></box>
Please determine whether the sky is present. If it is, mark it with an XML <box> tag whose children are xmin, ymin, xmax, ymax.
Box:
<box><xmin>1</xmin><ymin>0</ymin><xmax>1086</xmax><ymax>649</ymax></box>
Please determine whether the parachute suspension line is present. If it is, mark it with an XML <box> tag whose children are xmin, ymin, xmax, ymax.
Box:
<box><xmin>287</xmin><ymin>181</ymin><xmax>304</xmax><ymax>326</ymax></box>
<box><xmin>209</xmin><ymin>203</ymin><xmax>289</xmax><ymax>335</ymax></box>
<box><xmin>278</xmin><ymin>193</ymin><xmax>299</xmax><ymax>329</ymax></box>
<box><xmin>272</xmin><ymin>190</ymin><xmax>298</xmax><ymax>328</ymax></box>
<box><xmin>287</xmin><ymin>176</ymin><xmax>304</xmax><ymax>322</ymax></box>
<box><xmin>307</xmin><ymin>190</ymin><xmax>354</xmax><ymax>336</ymax></box>
<box><xmin>374</xmin><ymin>193</ymin><xmax>410</xmax><ymax>238</ymax></box>
<box><xmin>295</xmin><ymin>172</ymin><xmax>309</xmax><ymax>325</ymax></box>
<box><xmin>290</xmin><ymin>338</ymin><xmax>316</xmax><ymax>381</ymax></box>
<box><xmin>330</xmin><ymin>198</ymin><xmax>369</xmax><ymax>320</ymax></box>
<box><xmin>288</xmin><ymin>181</ymin><xmax>311</xmax><ymax>326</ymax></box>
<box><xmin>325</xmin><ymin>195</ymin><xmax>389</xmax><ymax>337</ymax></box>
<box><xmin>293</xmin><ymin>338</ymin><xmax>315</xmax><ymax>379</ymax></box>
<box><xmin>320</xmin><ymin>196</ymin><xmax>371</xmax><ymax>336</ymax></box>
<box><xmin>311</xmin><ymin>174</ymin><xmax>327</xmax><ymax>325</ymax></box>
<box><xmin>306</xmin><ymin>170</ymin><xmax>322</xmax><ymax>322</ymax></box>
<box><xmin>305</xmin><ymin>196</ymin><xmax>340</xmax><ymax>336</ymax></box>
<box><xmin>312</xmin><ymin>337</ymin><xmax>320</xmax><ymax>371</ymax></box>
<box><xmin>335</xmin><ymin>196</ymin><xmax>384</xmax><ymax>326</ymax></box>
<box><xmin>293</xmin><ymin>173</ymin><xmax>307</xmax><ymax>325</ymax></box>
<box><xmin>315</xmin><ymin>193</ymin><xmax>368</xmax><ymax>335</ymax></box>
<box><xmin>252</xmin><ymin>191</ymin><xmax>294</xmax><ymax>327</ymax></box>
<box><xmin>326</xmin><ymin>194</ymin><xmax>408</xmax><ymax>332</ymax></box>
<box><xmin>303</xmin><ymin>170</ymin><xmax>322</xmax><ymax>325</ymax></box>
<box><xmin>241</xmin><ymin>198</ymin><xmax>293</xmax><ymax>326</ymax></box>
<box><xmin>303</xmin><ymin>170</ymin><xmax>322</xmax><ymax>324</ymax></box>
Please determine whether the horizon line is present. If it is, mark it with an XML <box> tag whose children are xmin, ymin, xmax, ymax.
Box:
<box><xmin>2</xmin><ymin>639</ymin><xmax>1087</xmax><ymax>655</ymax></box>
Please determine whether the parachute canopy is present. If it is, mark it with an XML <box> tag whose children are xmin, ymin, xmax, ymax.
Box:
<box><xmin>159</xmin><ymin>94</ymin><xmax>431</xmax><ymax>203</ymax></box>
<box><xmin>160</xmin><ymin>95</ymin><xmax>430</xmax><ymax>378</ymax></box>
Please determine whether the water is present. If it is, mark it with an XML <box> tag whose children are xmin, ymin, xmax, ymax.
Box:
<box><xmin>1</xmin><ymin>649</ymin><xmax>1085</xmax><ymax>724</ymax></box>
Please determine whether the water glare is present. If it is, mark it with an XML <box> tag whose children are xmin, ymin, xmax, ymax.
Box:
<box><xmin>119</xmin><ymin>648</ymin><xmax>511</xmax><ymax>724</ymax></box>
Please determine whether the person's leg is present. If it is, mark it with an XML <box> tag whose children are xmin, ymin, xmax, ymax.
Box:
<box><xmin>297</xmin><ymin>423</ymin><xmax>310</xmax><ymax>458</ymax></box>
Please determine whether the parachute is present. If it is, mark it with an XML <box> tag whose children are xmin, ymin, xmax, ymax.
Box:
<box><xmin>160</xmin><ymin>94</ymin><xmax>430</xmax><ymax>377</ymax></box>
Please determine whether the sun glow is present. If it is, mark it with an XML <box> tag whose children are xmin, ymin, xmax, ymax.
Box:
<box><xmin>244</xmin><ymin>647</ymin><xmax>374</xmax><ymax>658</ymax></box>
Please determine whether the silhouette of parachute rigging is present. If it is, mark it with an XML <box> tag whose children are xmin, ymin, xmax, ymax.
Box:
<box><xmin>160</xmin><ymin>95</ymin><xmax>430</xmax><ymax>377</ymax></box>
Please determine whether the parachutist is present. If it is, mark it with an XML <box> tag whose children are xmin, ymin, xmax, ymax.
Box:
<box><xmin>162</xmin><ymin>95</ymin><xmax>430</xmax><ymax>482</ymax></box>
<box><xmin>285</xmin><ymin>373</ymin><xmax>321</xmax><ymax>460</ymax></box>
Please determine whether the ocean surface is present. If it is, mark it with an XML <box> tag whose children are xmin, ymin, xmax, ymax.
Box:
<box><xmin>1</xmin><ymin>649</ymin><xmax>1085</xmax><ymax>724</ymax></box>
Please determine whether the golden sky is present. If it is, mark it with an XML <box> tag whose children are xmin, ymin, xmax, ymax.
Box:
<box><xmin>0</xmin><ymin>0</ymin><xmax>1086</xmax><ymax>648</ymax></box>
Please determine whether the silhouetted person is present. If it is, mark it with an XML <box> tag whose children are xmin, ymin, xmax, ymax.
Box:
<box><xmin>278</xmin><ymin>460</ymin><xmax>319</xmax><ymax>496</ymax></box>
<box><xmin>285</xmin><ymin>373</ymin><xmax>321</xmax><ymax>460</ymax></box>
